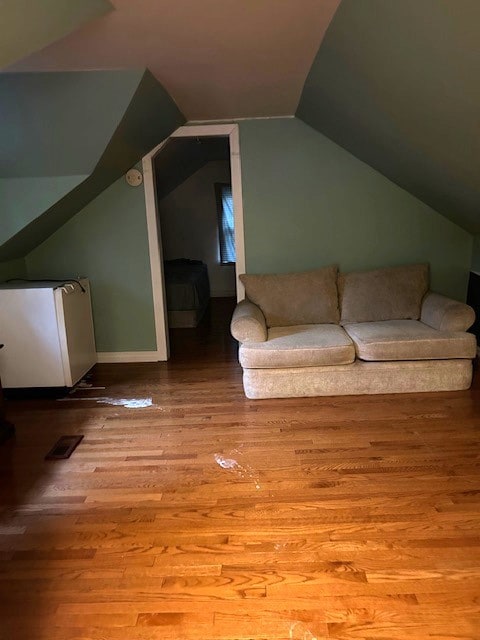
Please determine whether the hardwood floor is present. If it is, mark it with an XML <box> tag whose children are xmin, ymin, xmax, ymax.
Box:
<box><xmin>1</xmin><ymin>297</ymin><xmax>479</xmax><ymax>639</ymax></box>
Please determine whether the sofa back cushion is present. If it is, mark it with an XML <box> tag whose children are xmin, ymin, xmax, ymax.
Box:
<box><xmin>240</xmin><ymin>265</ymin><xmax>340</xmax><ymax>327</ymax></box>
<box><xmin>338</xmin><ymin>263</ymin><xmax>429</xmax><ymax>324</ymax></box>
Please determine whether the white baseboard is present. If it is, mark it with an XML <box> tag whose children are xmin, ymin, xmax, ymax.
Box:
<box><xmin>96</xmin><ymin>351</ymin><xmax>162</xmax><ymax>363</ymax></box>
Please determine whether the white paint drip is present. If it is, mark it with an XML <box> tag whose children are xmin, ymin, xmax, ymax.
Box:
<box><xmin>58</xmin><ymin>396</ymin><xmax>153</xmax><ymax>409</ymax></box>
<box><xmin>214</xmin><ymin>455</ymin><xmax>239</xmax><ymax>470</ymax></box>
<box><xmin>289</xmin><ymin>621</ymin><xmax>318</xmax><ymax>640</ymax></box>
<box><xmin>98</xmin><ymin>397</ymin><xmax>153</xmax><ymax>408</ymax></box>
<box><xmin>213</xmin><ymin>449</ymin><xmax>261</xmax><ymax>490</ymax></box>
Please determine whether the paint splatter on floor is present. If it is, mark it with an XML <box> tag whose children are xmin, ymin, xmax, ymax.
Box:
<box><xmin>58</xmin><ymin>397</ymin><xmax>153</xmax><ymax>408</ymax></box>
<box><xmin>289</xmin><ymin>621</ymin><xmax>319</xmax><ymax>640</ymax></box>
<box><xmin>96</xmin><ymin>397</ymin><xmax>153</xmax><ymax>408</ymax></box>
<box><xmin>213</xmin><ymin>448</ymin><xmax>261</xmax><ymax>489</ymax></box>
<box><xmin>214</xmin><ymin>454</ymin><xmax>240</xmax><ymax>470</ymax></box>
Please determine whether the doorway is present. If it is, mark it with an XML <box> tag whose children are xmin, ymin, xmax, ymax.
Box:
<box><xmin>142</xmin><ymin>124</ymin><xmax>245</xmax><ymax>360</ymax></box>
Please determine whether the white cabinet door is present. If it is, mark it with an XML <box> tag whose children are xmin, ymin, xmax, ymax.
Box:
<box><xmin>0</xmin><ymin>288</ymin><xmax>66</xmax><ymax>387</ymax></box>
<box><xmin>0</xmin><ymin>280</ymin><xmax>97</xmax><ymax>388</ymax></box>
<box><xmin>55</xmin><ymin>281</ymin><xmax>97</xmax><ymax>387</ymax></box>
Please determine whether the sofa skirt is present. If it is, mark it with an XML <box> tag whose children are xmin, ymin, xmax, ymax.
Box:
<box><xmin>243</xmin><ymin>358</ymin><xmax>473</xmax><ymax>399</ymax></box>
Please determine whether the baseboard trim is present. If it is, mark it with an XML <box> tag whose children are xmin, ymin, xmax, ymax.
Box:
<box><xmin>96</xmin><ymin>351</ymin><xmax>161</xmax><ymax>363</ymax></box>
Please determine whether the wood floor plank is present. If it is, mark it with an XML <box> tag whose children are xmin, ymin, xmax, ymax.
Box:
<box><xmin>0</xmin><ymin>298</ymin><xmax>479</xmax><ymax>639</ymax></box>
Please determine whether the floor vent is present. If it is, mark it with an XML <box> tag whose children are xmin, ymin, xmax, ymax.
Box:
<box><xmin>45</xmin><ymin>435</ymin><xmax>84</xmax><ymax>460</ymax></box>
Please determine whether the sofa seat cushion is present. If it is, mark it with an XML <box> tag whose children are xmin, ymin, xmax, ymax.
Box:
<box><xmin>239</xmin><ymin>324</ymin><xmax>355</xmax><ymax>369</ymax></box>
<box><xmin>344</xmin><ymin>320</ymin><xmax>477</xmax><ymax>361</ymax></box>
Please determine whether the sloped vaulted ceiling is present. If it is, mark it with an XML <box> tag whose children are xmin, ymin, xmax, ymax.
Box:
<box><xmin>0</xmin><ymin>70</ymin><xmax>142</xmax><ymax>177</ymax></box>
<box><xmin>0</xmin><ymin>0</ymin><xmax>112</xmax><ymax>68</ymax></box>
<box><xmin>297</xmin><ymin>0</ymin><xmax>480</xmax><ymax>234</ymax></box>
<box><xmin>0</xmin><ymin>70</ymin><xmax>185</xmax><ymax>260</ymax></box>
<box><xmin>4</xmin><ymin>0</ymin><xmax>479</xmax><ymax>241</ymax></box>
<box><xmin>8</xmin><ymin>0</ymin><xmax>340</xmax><ymax>120</ymax></box>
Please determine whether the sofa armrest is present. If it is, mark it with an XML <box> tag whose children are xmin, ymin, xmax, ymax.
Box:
<box><xmin>421</xmin><ymin>292</ymin><xmax>475</xmax><ymax>332</ymax></box>
<box><xmin>231</xmin><ymin>300</ymin><xmax>267</xmax><ymax>343</ymax></box>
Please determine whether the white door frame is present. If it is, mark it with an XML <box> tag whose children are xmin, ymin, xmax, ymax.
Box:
<box><xmin>142</xmin><ymin>123</ymin><xmax>245</xmax><ymax>361</ymax></box>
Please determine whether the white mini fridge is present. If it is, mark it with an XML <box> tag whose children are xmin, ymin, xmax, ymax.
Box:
<box><xmin>0</xmin><ymin>279</ymin><xmax>97</xmax><ymax>388</ymax></box>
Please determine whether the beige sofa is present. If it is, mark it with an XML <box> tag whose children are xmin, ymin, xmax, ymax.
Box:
<box><xmin>230</xmin><ymin>264</ymin><xmax>477</xmax><ymax>399</ymax></box>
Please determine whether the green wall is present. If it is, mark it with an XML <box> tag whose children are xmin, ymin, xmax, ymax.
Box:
<box><xmin>26</xmin><ymin>169</ymin><xmax>156</xmax><ymax>353</ymax></box>
<box><xmin>238</xmin><ymin>118</ymin><xmax>472</xmax><ymax>300</ymax></box>
<box><xmin>0</xmin><ymin>69</ymin><xmax>185</xmax><ymax>261</ymax></box>
<box><xmin>296</xmin><ymin>0</ymin><xmax>480</xmax><ymax>234</ymax></box>
<box><xmin>0</xmin><ymin>70</ymin><xmax>144</xmax><ymax>177</ymax></box>
<box><xmin>0</xmin><ymin>258</ymin><xmax>26</xmax><ymax>282</ymax></box>
<box><xmin>0</xmin><ymin>175</ymin><xmax>87</xmax><ymax>242</ymax></box>
<box><xmin>21</xmin><ymin>117</ymin><xmax>474</xmax><ymax>355</ymax></box>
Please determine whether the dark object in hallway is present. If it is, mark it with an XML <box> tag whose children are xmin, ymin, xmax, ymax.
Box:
<box><xmin>0</xmin><ymin>344</ymin><xmax>15</xmax><ymax>443</ymax></box>
<box><xmin>467</xmin><ymin>270</ymin><xmax>480</xmax><ymax>345</ymax></box>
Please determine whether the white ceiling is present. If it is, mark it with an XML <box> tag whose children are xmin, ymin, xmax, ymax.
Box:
<box><xmin>8</xmin><ymin>0</ymin><xmax>340</xmax><ymax>120</ymax></box>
